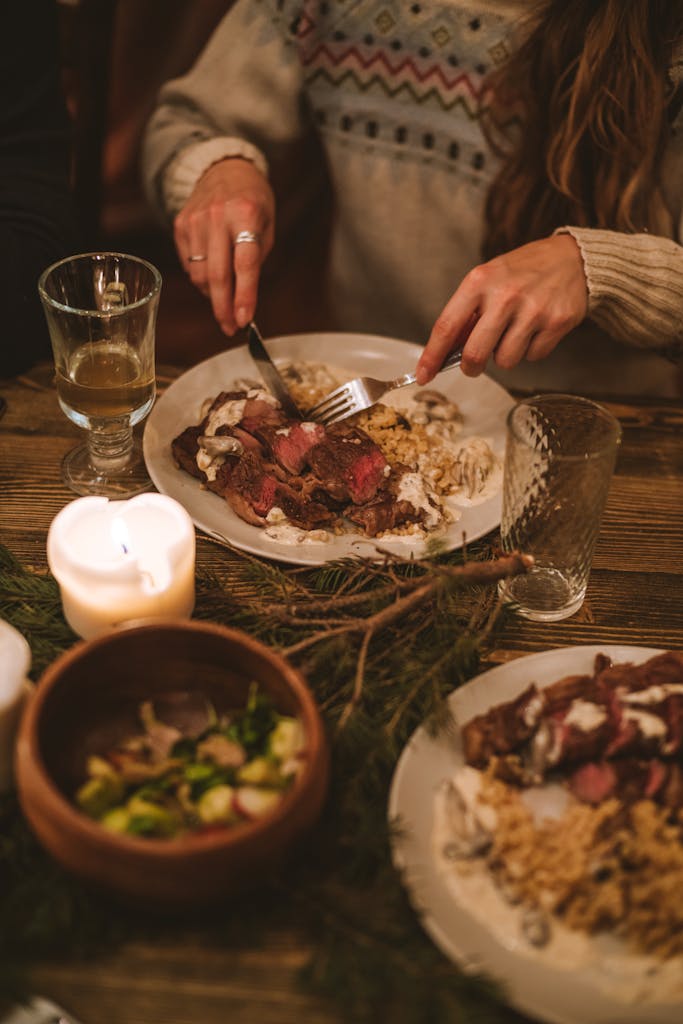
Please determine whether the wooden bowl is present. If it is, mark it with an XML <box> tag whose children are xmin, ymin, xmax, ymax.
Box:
<box><xmin>15</xmin><ymin>620</ymin><xmax>329</xmax><ymax>908</ymax></box>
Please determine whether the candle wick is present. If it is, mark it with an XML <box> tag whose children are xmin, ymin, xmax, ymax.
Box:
<box><xmin>121</xmin><ymin>544</ymin><xmax>128</xmax><ymax>555</ymax></box>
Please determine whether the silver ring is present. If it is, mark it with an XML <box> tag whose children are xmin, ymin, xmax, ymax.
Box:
<box><xmin>188</xmin><ymin>254</ymin><xmax>207</xmax><ymax>263</ymax></box>
<box><xmin>234</xmin><ymin>230</ymin><xmax>260</xmax><ymax>246</ymax></box>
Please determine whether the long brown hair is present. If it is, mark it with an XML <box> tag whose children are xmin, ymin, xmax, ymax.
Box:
<box><xmin>482</xmin><ymin>0</ymin><xmax>683</xmax><ymax>259</ymax></box>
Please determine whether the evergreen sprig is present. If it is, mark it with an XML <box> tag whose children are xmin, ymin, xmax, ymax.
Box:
<box><xmin>0</xmin><ymin>539</ymin><xmax>526</xmax><ymax>1022</ymax></box>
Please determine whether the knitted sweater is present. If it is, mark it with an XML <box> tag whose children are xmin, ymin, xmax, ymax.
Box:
<box><xmin>142</xmin><ymin>0</ymin><xmax>683</xmax><ymax>395</ymax></box>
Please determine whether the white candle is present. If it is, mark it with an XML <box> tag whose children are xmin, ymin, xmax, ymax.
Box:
<box><xmin>47</xmin><ymin>494</ymin><xmax>196</xmax><ymax>640</ymax></box>
<box><xmin>0</xmin><ymin>618</ymin><xmax>32</xmax><ymax>792</ymax></box>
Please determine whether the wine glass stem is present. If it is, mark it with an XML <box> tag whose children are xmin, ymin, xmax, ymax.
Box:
<box><xmin>87</xmin><ymin>418</ymin><xmax>134</xmax><ymax>471</ymax></box>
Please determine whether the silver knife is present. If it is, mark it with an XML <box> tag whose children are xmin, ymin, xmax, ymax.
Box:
<box><xmin>247</xmin><ymin>322</ymin><xmax>303</xmax><ymax>420</ymax></box>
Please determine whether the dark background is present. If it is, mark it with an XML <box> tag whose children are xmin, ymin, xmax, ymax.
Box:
<box><xmin>59</xmin><ymin>0</ymin><xmax>331</xmax><ymax>367</ymax></box>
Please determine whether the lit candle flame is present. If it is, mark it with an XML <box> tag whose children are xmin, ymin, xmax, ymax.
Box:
<box><xmin>111</xmin><ymin>516</ymin><xmax>131</xmax><ymax>556</ymax></box>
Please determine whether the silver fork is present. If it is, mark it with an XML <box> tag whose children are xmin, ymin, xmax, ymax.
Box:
<box><xmin>306</xmin><ymin>350</ymin><xmax>463</xmax><ymax>425</ymax></box>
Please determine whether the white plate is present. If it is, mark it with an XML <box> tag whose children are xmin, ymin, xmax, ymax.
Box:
<box><xmin>143</xmin><ymin>333</ymin><xmax>514</xmax><ymax>566</ymax></box>
<box><xmin>388</xmin><ymin>644</ymin><xmax>683</xmax><ymax>1024</ymax></box>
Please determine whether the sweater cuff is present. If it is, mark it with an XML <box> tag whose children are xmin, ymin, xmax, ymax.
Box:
<box><xmin>554</xmin><ymin>225</ymin><xmax>683</xmax><ymax>351</ymax></box>
<box><xmin>553</xmin><ymin>224</ymin><xmax>680</xmax><ymax>310</ymax></box>
<box><xmin>162</xmin><ymin>137</ymin><xmax>269</xmax><ymax>216</ymax></box>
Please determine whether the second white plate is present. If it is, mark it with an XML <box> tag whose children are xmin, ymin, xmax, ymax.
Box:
<box><xmin>387</xmin><ymin>644</ymin><xmax>683</xmax><ymax>1024</ymax></box>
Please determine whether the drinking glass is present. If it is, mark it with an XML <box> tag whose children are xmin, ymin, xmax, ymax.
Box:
<box><xmin>498</xmin><ymin>394</ymin><xmax>621</xmax><ymax>621</ymax></box>
<box><xmin>38</xmin><ymin>252</ymin><xmax>162</xmax><ymax>497</ymax></box>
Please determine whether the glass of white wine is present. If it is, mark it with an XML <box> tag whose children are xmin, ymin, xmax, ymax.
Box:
<box><xmin>38</xmin><ymin>252</ymin><xmax>162</xmax><ymax>497</ymax></box>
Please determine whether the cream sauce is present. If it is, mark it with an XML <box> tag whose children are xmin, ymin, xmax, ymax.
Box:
<box><xmin>621</xmin><ymin>684</ymin><xmax>683</xmax><ymax>705</ymax></box>
<box><xmin>263</xmin><ymin>508</ymin><xmax>330</xmax><ymax>545</ymax></box>
<box><xmin>564</xmin><ymin>699</ymin><xmax>608</xmax><ymax>732</ymax></box>
<box><xmin>397</xmin><ymin>472</ymin><xmax>442</xmax><ymax>529</ymax></box>
<box><xmin>622</xmin><ymin>707</ymin><xmax>667</xmax><ymax>739</ymax></box>
<box><xmin>523</xmin><ymin>692</ymin><xmax>545</xmax><ymax>728</ymax></box>
<box><xmin>196</xmin><ymin>449</ymin><xmax>221</xmax><ymax>483</ymax></box>
<box><xmin>204</xmin><ymin>398</ymin><xmax>247</xmax><ymax>436</ymax></box>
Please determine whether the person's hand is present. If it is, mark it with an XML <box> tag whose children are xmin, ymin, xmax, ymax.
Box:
<box><xmin>173</xmin><ymin>158</ymin><xmax>275</xmax><ymax>335</ymax></box>
<box><xmin>416</xmin><ymin>234</ymin><xmax>588</xmax><ymax>383</ymax></box>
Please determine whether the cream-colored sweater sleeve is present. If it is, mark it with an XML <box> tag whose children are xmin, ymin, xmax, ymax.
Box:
<box><xmin>556</xmin><ymin>225</ymin><xmax>683</xmax><ymax>351</ymax></box>
<box><xmin>141</xmin><ymin>0</ymin><xmax>307</xmax><ymax>222</ymax></box>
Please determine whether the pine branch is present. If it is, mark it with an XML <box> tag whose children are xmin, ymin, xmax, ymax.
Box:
<box><xmin>0</xmin><ymin>540</ymin><xmax>524</xmax><ymax>1023</ymax></box>
<box><xmin>280</xmin><ymin>552</ymin><xmax>530</xmax><ymax>729</ymax></box>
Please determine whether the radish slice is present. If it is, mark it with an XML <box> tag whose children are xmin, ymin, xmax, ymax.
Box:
<box><xmin>234</xmin><ymin>786</ymin><xmax>282</xmax><ymax>820</ymax></box>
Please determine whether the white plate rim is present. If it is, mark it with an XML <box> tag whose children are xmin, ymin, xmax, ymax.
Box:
<box><xmin>143</xmin><ymin>332</ymin><xmax>514</xmax><ymax>566</ymax></box>
<box><xmin>387</xmin><ymin>643</ymin><xmax>683</xmax><ymax>1024</ymax></box>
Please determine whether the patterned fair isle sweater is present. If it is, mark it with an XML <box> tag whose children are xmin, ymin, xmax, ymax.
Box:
<box><xmin>142</xmin><ymin>0</ymin><xmax>683</xmax><ymax>395</ymax></box>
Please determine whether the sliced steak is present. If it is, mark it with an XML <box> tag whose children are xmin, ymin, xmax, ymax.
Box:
<box><xmin>596</xmin><ymin>650</ymin><xmax>683</xmax><ymax>694</ymax></box>
<box><xmin>232</xmin><ymin>425</ymin><xmax>264</xmax><ymax>452</ymax></box>
<box><xmin>308</xmin><ymin>425</ymin><xmax>389</xmax><ymax>505</ymax></box>
<box><xmin>662</xmin><ymin>763</ymin><xmax>683</xmax><ymax>809</ymax></box>
<box><xmin>644</xmin><ymin>758</ymin><xmax>669</xmax><ymax>799</ymax></box>
<box><xmin>461</xmin><ymin>651</ymin><xmax>683</xmax><ymax>810</ymax></box>
<box><xmin>171</xmin><ymin>426</ymin><xmax>204</xmax><ymax>480</ymax></box>
<box><xmin>551</xmin><ymin>706</ymin><xmax>614</xmax><ymax>768</ymax></box>
<box><xmin>569</xmin><ymin>762</ymin><xmax>618</xmax><ymax>804</ymax></box>
<box><xmin>224</xmin><ymin>451</ymin><xmax>333</xmax><ymax>530</ymax></box>
<box><xmin>345</xmin><ymin>495</ymin><xmax>424</xmax><ymax>536</ymax></box>
<box><xmin>604</xmin><ymin>703</ymin><xmax>666</xmax><ymax>759</ymax></box>
<box><xmin>274</xmin><ymin>485</ymin><xmax>334</xmax><ymax>530</ymax></box>
<box><xmin>462</xmin><ymin>685</ymin><xmax>545</xmax><ymax>767</ymax></box>
<box><xmin>542</xmin><ymin>673</ymin><xmax>602</xmax><ymax>714</ymax></box>
<box><xmin>663</xmin><ymin>694</ymin><xmax>683</xmax><ymax>755</ymax></box>
<box><xmin>224</xmin><ymin>451</ymin><xmax>279</xmax><ymax>524</ymax></box>
<box><xmin>569</xmin><ymin>758</ymin><xmax>670</xmax><ymax>806</ymax></box>
<box><xmin>240</xmin><ymin>396</ymin><xmax>288</xmax><ymax>435</ymax></box>
<box><xmin>255</xmin><ymin>420</ymin><xmax>327</xmax><ymax>475</ymax></box>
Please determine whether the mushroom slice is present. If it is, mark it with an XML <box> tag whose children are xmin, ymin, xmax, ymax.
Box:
<box><xmin>455</xmin><ymin>437</ymin><xmax>498</xmax><ymax>497</ymax></box>
<box><xmin>521</xmin><ymin>907</ymin><xmax>552</xmax><ymax>947</ymax></box>
<box><xmin>438</xmin><ymin>774</ymin><xmax>494</xmax><ymax>859</ymax></box>
<box><xmin>198</xmin><ymin>434</ymin><xmax>245</xmax><ymax>457</ymax></box>
<box><xmin>415</xmin><ymin>389</ymin><xmax>449</xmax><ymax>406</ymax></box>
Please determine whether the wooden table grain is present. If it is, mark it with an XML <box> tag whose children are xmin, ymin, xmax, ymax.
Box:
<box><xmin>1</xmin><ymin>363</ymin><xmax>682</xmax><ymax>1024</ymax></box>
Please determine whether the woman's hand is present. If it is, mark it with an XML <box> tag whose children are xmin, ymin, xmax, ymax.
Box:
<box><xmin>416</xmin><ymin>234</ymin><xmax>588</xmax><ymax>383</ymax></box>
<box><xmin>173</xmin><ymin>158</ymin><xmax>275</xmax><ymax>336</ymax></box>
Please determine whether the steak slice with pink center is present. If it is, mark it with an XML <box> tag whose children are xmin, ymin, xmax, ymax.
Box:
<box><xmin>240</xmin><ymin>397</ymin><xmax>288</xmax><ymax>434</ymax></box>
<box><xmin>223</xmin><ymin>452</ymin><xmax>278</xmax><ymax>525</ymax></box>
<box><xmin>255</xmin><ymin>420</ymin><xmax>327</xmax><ymax>475</ymax></box>
<box><xmin>224</xmin><ymin>451</ymin><xmax>334</xmax><ymax>530</ymax></box>
<box><xmin>308</xmin><ymin>425</ymin><xmax>388</xmax><ymax>504</ymax></box>
<box><xmin>569</xmin><ymin>762</ymin><xmax>618</xmax><ymax>804</ymax></box>
<box><xmin>567</xmin><ymin>756</ymin><xmax>674</xmax><ymax>807</ymax></box>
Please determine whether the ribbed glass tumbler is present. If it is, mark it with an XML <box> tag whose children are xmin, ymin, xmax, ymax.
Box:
<box><xmin>498</xmin><ymin>394</ymin><xmax>621</xmax><ymax>621</ymax></box>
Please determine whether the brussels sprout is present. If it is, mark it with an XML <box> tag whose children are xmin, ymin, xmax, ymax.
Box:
<box><xmin>126</xmin><ymin>796</ymin><xmax>179</xmax><ymax>837</ymax></box>
<box><xmin>268</xmin><ymin>718</ymin><xmax>304</xmax><ymax>762</ymax></box>
<box><xmin>100</xmin><ymin>806</ymin><xmax>131</xmax><ymax>834</ymax></box>
<box><xmin>86</xmin><ymin>755</ymin><xmax>120</xmax><ymax>780</ymax></box>
<box><xmin>237</xmin><ymin>756</ymin><xmax>282</xmax><ymax>786</ymax></box>
<box><xmin>76</xmin><ymin>773</ymin><xmax>126</xmax><ymax>819</ymax></box>
<box><xmin>197</xmin><ymin>784</ymin><xmax>237</xmax><ymax>825</ymax></box>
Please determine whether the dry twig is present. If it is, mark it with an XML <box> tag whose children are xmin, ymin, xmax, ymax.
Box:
<box><xmin>282</xmin><ymin>551</ymin><xmax>532</xmax><ymax>729</ymax></box>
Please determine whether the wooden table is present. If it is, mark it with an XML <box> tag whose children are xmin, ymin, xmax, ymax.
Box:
<box><xmin>1</xmin><ymin>363</ymin><xmax>682</xmax><ymax>1024</ymax></box>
